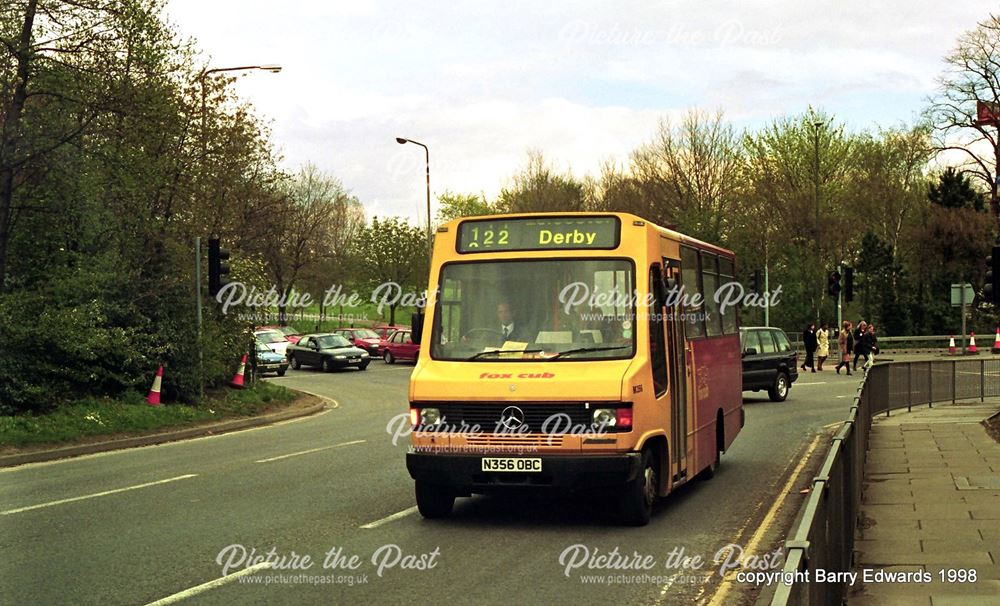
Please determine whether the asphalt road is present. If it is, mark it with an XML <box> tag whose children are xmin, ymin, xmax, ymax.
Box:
<box><xmin>0</xmin><ymin>362</ymin><xmax>864</xmax><ymax>606</ymax></box>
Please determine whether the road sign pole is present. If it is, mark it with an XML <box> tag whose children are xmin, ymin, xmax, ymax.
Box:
<box><xmin>961</xmin><ymin>287</ymin><xmax>967</xmax><ymax>354</ymax></box>
<box><xmin>764</xmin><ymin>264</ymin><xmax>770</xmax><ymax>327</ymax></box>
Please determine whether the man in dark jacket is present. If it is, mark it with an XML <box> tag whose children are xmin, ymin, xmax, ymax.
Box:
<box><xmin>853</xmin><ymin>321</ymin><xmax>870</xmax><ymax>371</ymax></box>
<box><xmin>801</xmin><ymin>323</ymin><xmax>817</xmax><ymax>373</ymax></box>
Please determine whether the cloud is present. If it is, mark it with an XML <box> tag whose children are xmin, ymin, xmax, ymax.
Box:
<box><xmin>165</xmin><ymin>0</ymin><xmax>992</xmax><ymax>220</ymax></box>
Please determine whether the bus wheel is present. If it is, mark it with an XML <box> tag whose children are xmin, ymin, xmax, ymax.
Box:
<box><xmin>415</xmin><ymin>481</ymin><xmax>454</xmax><ymax>519</ymax></box>
<box><xmin>700</xmin><ymin>417</ymin><xmax>724</xmax><ymax>480</ymax></box>
<box><xmin>768</xmin><ymin>372</ymin><xmax>789</xmax><ymax>402</ymax></box>
<box><xmin>620</xmin><ymin>449</ymin><xmax>656</xmax><ymax>526</ymax></box>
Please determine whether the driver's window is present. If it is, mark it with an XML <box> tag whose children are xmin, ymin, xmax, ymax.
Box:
<box><xmin>300</xmin><ymin>337</ymin><xmax>311</xmax><ymax>348</ymax></box>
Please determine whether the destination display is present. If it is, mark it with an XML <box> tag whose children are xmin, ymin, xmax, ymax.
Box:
<box><xmin>456</xmin><ymin>216</ymin><xmax>620</xmax><ymax>252</ymax></box>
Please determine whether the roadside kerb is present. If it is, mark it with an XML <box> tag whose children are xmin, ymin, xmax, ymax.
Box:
<box><xmin>0</xmin><ymin>391</ymin><xmax>331</xmax><ymax>468</ymax></box>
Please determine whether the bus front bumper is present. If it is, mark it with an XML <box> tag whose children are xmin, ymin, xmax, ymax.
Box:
<box><xmin>406</xmin><ymin>452</ymin><xmax>642</xmax><ymax>493</ymax></box>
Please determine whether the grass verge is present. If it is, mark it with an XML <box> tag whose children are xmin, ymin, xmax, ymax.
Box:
<box><xmin>0</xmin><ymin>382</ymin><xmax>296</xmax><ymax>449</ymax></box>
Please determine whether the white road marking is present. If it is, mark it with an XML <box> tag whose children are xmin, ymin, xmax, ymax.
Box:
<box><xmin>360</xmin><ymin>506</ymin><xmax>419</xmax><ymax>529</ymax></box>
<box><xmin>0</xmin><ymin>474</ymin><xmax>198</xmax><ymax>515</ymax></box>
<box><xmin>793</xmin><ymin>381</ymin><xmax>828</xmax><ymax>386</ymax></box>
<box><xmin>143</xmin><ymin>562</ymin><xmax>274</xmax><ymax>605</ymax></box>
<box><xmin>705</xmin><ymin>434</ymin><xmax>824</xmax><ymax>606</ymax></box>
<box><xmin>254</xmin><ymin>439</ymin><xmax>365</xmax><ymax>463</ymax></box>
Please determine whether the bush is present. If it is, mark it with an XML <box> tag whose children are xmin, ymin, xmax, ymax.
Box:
<box><xmin>0</xmin><ymin>245</ymin><xmax>256</xmax><ymax>414</ymax></box>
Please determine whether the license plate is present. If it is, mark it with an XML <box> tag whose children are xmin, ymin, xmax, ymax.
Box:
<box><xmin>481</xmin><ymin>457</ymin><xmax>542</xmax><ymax>473</ymax></box>
<box><xmin>349</xmin><ymin>358</ymin><xmax>360</xmax><ymax>362</ymax></box>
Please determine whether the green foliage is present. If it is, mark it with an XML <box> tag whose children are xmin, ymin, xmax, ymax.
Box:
<box><xmin>928</xmin><ymin>168</ymin><xmax>983</xmax><ymax>211</ymax></box>
<box><xmin>352</xmin><ymin>218</ymin><xmax>428</xmax><ymax>325</ymax></box>
<box><xmin>435</xmin><ymin>190</ymin><xmax>494</xmax><ymax>223</ymax></box>
<box><xmin>0</xmin><ymin>381</ymin><xmax>294</xmax><ymax>448</ymax></box>
<box><xmin>496</xmin><ymin>151</ymin><xmax>586</xmax><ymax>214</ymax></box>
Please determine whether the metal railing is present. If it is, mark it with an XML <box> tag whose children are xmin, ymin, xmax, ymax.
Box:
<box><xmin>769</xmin><ymin>358</ymin><xmax>1000</xmax><ymax>605</ymax></box>
<box><xmin>788</xmin><ymin>335</ymin><xmax>958</xmax><ymax>353</ymax></box>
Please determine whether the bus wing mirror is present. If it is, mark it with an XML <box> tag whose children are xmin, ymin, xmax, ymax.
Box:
<box><xmin>411</xmin><ymin>311</ymin><xmax>424</xmax><ymax>345</ymax></box>
<box><xmin>663</xmin><ymin>276</ymin><xmax>677</xmax><ymax>291</ymax></box>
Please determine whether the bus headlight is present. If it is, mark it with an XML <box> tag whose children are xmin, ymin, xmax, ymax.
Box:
<box><xmin>419</xmin><ymin>407</ymin><xmax>443</xmax><ymax>426</ymax></box>
<box><xmin>593</xmin><ymin>408</ymin><xmax>617</xmax><ymax>429</ymax></box>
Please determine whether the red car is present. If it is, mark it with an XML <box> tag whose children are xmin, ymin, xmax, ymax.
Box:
<box><xmin>334</xmin><ymin>328</ymin><xmax>382</xmax><ymax>357</ymax></box>
<box><xmin>381</xmin><ymin>329</ymin><xmax>419</xmax><ymax>364</ymax></box>
<box><xmin>258</xmin><ymin>325</ymin><xmax>302</xmax><ymax>345</ymax></box>
<box><xmin>372</xmin><ymin>324</ymin><xmax>409</xmax><ymax>339</ymax></box>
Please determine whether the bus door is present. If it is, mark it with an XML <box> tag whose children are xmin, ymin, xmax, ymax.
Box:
<box><xmin>663</xmin><ymin>257</ymin><xmax>689</xmax><ymax>481</ymax></box>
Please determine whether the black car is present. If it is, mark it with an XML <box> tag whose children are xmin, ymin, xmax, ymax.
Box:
<box><xmin>287</xmin><ymin>333</ymin><xmax>370</xmax><ymax>371</ymax></box>
<box><xmin>740</xmin><ymin>327</ymin><xmax>798</xmax><ymax>401</ymax></box>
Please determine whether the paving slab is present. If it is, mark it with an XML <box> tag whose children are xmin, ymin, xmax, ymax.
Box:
<box><xmin>848</xmin><ymin>399</ymin><xmax>1000</xmax><ymax>605</ymax></box>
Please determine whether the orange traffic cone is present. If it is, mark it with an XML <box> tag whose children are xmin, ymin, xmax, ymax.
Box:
<box><xmin>992</xmin><ymin>328</ymin><xmax>1000</xmax><ymax>354</ymax></box>
<box><xmin>948</xmin><ymin>336</ymin><xmax>956</xmax><ymax>356</ymax></box>
<box><xmin>230</xmin><ymin>354</ymin><xmax>247</xmax><ymax>389</ymax></box>
<box><xmin>147</xmin><ymin>365</ymin><xmax>163</xmax><ymax>406</ymax></box>
<box><xmin>968</xmin><ymin>332</ymin><xmax>979</xmax><ymax>355</ymax></box>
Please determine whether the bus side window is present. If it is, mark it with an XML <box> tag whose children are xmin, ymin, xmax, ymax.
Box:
<box><xmin>680</xmin><ymin>246</ymin><xmax>705</xmax><ymax>338</ymax></box>
<box><xmin>649</xmin><ymin>265</ymin><xmax>668</xmax><ymax>396</ymax></box>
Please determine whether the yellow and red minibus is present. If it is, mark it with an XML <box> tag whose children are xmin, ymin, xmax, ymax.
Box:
<box><xmin>406</xmin><ymin>212</ymin><xmax>743</xmax><ymax>525</ymax></box>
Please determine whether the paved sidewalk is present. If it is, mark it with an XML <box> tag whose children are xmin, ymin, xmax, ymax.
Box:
<box><xmin>848</xmin><ymin>400</ymin><xmax>1000</xmax><ymax>605</ymax></box>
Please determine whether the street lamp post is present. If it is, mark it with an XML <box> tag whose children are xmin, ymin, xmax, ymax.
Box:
<box><xmin>199</xmin><ymin>64</ymin><xmax>282</xmax><ymax>165</ymax></box>
<box><xmin>396</xmin><ymin>137</ymin><xmax>431</xmax><ymax>259</ymax></box>
<box><xmin>195</xmin><ymin>64</ymin><xmax>280</xmax><ymax>402</ymax></box>
<box><xmin>813</xmin><ymin>120</ymin><xmax>824</xmax><ymax>321</ymax></box>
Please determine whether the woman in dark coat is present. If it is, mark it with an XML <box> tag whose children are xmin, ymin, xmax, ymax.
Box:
<box><xmin>801</xmin><ymin>323</ymin><xmax>817</xmax><ymax>373</ymax></box>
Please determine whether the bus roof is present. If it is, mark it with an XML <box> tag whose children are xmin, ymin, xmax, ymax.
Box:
<box><xmin>443</xmin><ymin>211</ymin><xmax>735</xmax><ymax>257</ymax></box>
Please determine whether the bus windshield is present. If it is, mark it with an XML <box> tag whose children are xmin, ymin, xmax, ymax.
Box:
<box><xmin>431</xmin><ymin>259</ymin><xmax>636</xmax><ymax>361</ymax></box>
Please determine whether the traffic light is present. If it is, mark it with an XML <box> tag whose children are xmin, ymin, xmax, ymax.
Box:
<box><xmin>208</xmin><ymin>237</ymin><xmax>231</xmax><ymax>298</ymax></box>
<box><xmin>749</xmin><ymin>270</ymin><xmax>762</xmax><ymax>295</ymax></box>
<box><xmin>844</xmin><ymin>267</ymin><xmax>854</xmax><ymax>302</ymax></box>
<box><xmin>827</xmin><ymin>270</ymin><xmax>842</xmax><ymax>297</ymax></box>
<box><xmin>986</xmin><ymin>246</ymin><xmax>1000</xmax><ymax>305</ymax></box>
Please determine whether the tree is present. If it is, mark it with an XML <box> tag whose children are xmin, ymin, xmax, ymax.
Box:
<box><xmin>496</xmin><ymin>151</ymin><xmax>586</xmax><ymax>213</ymax></box>
<box><xmin>925</xmin><ymin>13</ymin><xmax>1000</xmax><ymax>217</ymax></box>
<box><xmin>435</xmin><ymin>190</ymin><xmax>493</xmax><ymax>224</ymax></box>
<box><xmin>742</xmin><ymin>110</ymin><xmax>855</xmax><ymax>322</ymax></box>
<box><xmin>629</xmin><ymin>109</ymin><xmax>744</xmax><ymax>243</ymax></box>
<box><xmin>352</xmin><ymin>217</ymin><xmax>428</xmax><ymax>326</ymax></box>
<box><xmin>256</xmin><ymin>164</ymin><xmax>359</xmax><ymax>322</ymax></box>
<box><xmin>928</xmin><ymin>167</ymin><xmax>984</xmax><ymax>211</ymax></box>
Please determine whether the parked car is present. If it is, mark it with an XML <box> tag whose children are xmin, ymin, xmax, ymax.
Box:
<box><xmin>254</xmin><ymin>329</ymin><xmax>291</xmax><ymax>357</ymax></box>
<box><xmin>287</xmin><ymin>333</ymin><xmax>370</xmax><ymax>371</ymax></box>
<box><xmin>254</xmin><ymin>340</ymin><xmax>289</xmax><ymax>377</ymax></box>
<box><xmin>259</xmin><ymin>325</ymin><xmax>302</xmax><ymax>345</ymax></box>
<box><xmin>381</xmin><ymin>329</ymin><xmax>420</xmax><ymax>364</ymax></box>
<box><xmin>333</xmin><ymin>328</ymin><xmax>382</xmax><ymax>357</ymax></box>
<box><xmin>372</xmin><ymin>324</ymin><xmax>409</xmax><ymax>340</ymax></box>
<box><xmin>740</xmin><ymin>326</ymin><xmax>798</xmax><ymax>401</ymax></box>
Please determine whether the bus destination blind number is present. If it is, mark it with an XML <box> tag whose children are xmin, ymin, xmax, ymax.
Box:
<box><xmin>458</xmin><ymin>217</ymin><xmax>618</xmax><ymax>252</ymax></box>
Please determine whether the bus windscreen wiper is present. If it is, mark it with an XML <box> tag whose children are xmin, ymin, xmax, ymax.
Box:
<box><xmin>466</xmin><ymin>349</ymin><xmax>545</xmax><ymax>360</ymax></box>
<box><xmin>548</xmin><ymin>345</ymin><xmax>631</xmax><ymax>359</ymax></box>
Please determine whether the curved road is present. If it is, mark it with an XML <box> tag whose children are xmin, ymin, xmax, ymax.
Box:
<box><xmin>0</xmin><ymin>363</ymin><xmax>863</xmax><ymax>605</ymax></box>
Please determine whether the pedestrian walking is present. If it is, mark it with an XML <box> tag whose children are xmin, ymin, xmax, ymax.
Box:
<box><xmin>836</xmin><ymin>320</ymin><xmax>853</xmax><ymax>375</ymax></box>
<box><xmin>853</xmin><ymin>320</ymin><xmax>869</xmax><ymax>371</ymax></box>
<box><xmin>801</xmin><ymin>323</ymin><xmax>817</xmax><ymax>373</ymax></box>
<box><xmin>865</xmin><ymin>324</ymin><xmax>879</xmax><ymax>368</ymax></box>
<box><xmin>816</xmin><ymin>322</ymin><xmax>830</xmax><ymax>371</ymax></box>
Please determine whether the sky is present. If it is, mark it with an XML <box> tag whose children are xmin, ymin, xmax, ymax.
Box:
<box><xmin>164</xmin><ymin>1</ymin><xmax>989</xmax><ymax>222</ymax></box>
